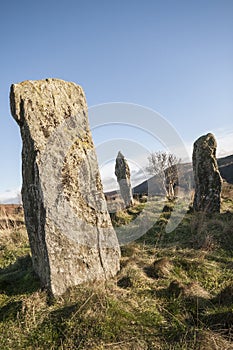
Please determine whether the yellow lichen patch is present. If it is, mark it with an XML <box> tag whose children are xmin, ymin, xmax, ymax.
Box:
<box><xmin>96</xmin><ymin>173</ymin><xmax>103</xmax><ymax>192</ymax></box>
<box><xmin>61</xmin><ymin>138</ymin><xmax>108</xmax><ymax>226</ymax></box>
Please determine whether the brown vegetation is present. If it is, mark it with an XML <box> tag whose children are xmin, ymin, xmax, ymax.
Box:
<box><xmin>0</xmin><ymin>187</ymin><xmax>232</xmax><ymax>349</ymax></box>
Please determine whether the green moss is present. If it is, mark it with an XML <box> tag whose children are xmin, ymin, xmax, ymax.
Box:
<box><xmin>0</xmin><ymin>196</ymin><xmax>232</xmax><ymax>349</ymax></box>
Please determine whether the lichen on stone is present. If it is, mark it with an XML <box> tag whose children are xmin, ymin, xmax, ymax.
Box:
<box><xmin>115</xmin><ymin>151</ymin><xmax>134</xmax><ymax>208</ymax></box>
<box><xmin>192</xmin><ymin>133</ymin><xmax>222</xmax><ymax>213</ymax></box>
<box><xmin>10</xmin><ymin>78</ymin><xmax>120</xmax><ymax>296</ymax></box>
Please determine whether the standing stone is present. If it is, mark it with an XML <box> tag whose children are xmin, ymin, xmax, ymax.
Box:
<box><xmin>192</xmin><ymin>133</ymin><xmax>222</xmax><ymax>213</ymax></box>
<box><xmin>115</xmin><ymin>151</ymin><xmax>134</xmax><ymax>208</ymax></box>
<box><xmin>10</xmin><ymin>78</ymin><xmax>120</xmax><ymax>296</ymax></box>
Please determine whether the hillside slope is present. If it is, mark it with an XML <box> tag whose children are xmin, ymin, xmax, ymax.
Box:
<box><xmin>218</xmin><ymin>154</ymin><xmax>233</xmax><ymax>184</ymax></box>
<box><xmin>133</xmin><ymin>154</ymin><xmax>233</xmax><ymax>195</ymax></box>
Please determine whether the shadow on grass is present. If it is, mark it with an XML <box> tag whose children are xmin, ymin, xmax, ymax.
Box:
<box><xmin>213</xmin><ymin>284</ymin><xmax>233</xmax><ymax>307</ymax></box>
<box><xmin>202</xmin><ymin>310</ymin><xmax>233</xmax><ymax>340</ymax></box>
<box><xmin>143</xmin><ymin>265</ymin><xmax>158</xmax><ymax>279</ymax></box>
<box><xmin>0</xmin><ymin>300</ymin><xmax>23</xmax><ymax>322</ymax></box>
<box><xmin>26</xmin><ymin>298</ymin><xmax>93</xmax><ymax>348</ymax></box>
<box><xmin>0</xmin><ymin>254</ymin><xmax>40</xmax><ymax>296</ymax></box>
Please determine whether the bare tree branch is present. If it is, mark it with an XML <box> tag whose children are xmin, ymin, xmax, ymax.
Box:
<box><xmin>146</xmin><ymin>151</ymin><xmax>181</xmax><ymax>199</ymax></box>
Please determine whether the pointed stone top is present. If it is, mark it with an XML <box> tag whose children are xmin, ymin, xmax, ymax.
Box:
<box><xmin>117</xmin><ymin>151</ymin><xmax>124</xmax><ymax>159</ymax></box>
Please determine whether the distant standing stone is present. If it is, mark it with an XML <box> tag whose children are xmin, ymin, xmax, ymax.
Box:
<box><xmin>192</xmin><ymin>133</ymin><xmax>222</xmax><ymax>213</ymax></box>
<box><xmin>115</xmin><ymin>151</ymin><xmax>134</xmax><ymax>208</ymax></box>
<box><xmin>10</xmin><ymin>78</ymin><xmax>120</xmax><ymax>296</ymax></box>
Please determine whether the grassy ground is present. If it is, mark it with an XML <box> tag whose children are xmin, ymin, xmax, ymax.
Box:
<box><xmin>0</xmin><ymin>193</ymin><xmax>233</xmax><ymax>349</ymax></box>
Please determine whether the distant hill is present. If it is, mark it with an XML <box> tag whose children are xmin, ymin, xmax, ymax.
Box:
<box><xmin>130</xmin><ymin>154</ymin><xmax>233</xmax><ymax>196</ymax></box>
<box><xmin>0</xmin><ymin>204</ymin><xmax>23</xmax><ymax>215</ymax></box>
<box><xmin>217</xmin><ymin>154</ymin><xmax>233</xmax><ymax>184</ymax></box>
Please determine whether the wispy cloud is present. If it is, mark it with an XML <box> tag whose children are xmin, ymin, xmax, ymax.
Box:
<box><xmin>100</xmin><ymin>128</ymin><xmax>233</xmax><ymax>192</ymax></box>
<box><xmin>182</xmin><ymin>128</ymin><xmax>233</xmax><ymax>161</ymax></box>
<box><xmin>100</xmin><ymin>159</ymin><xmax>149</xmax><ymax>193</ymax></box>
<box><xmin>215</xmin><ymin>128</ymin><xmax>233</xmax><ymax>157</ymax></box>
<box><xmin>0</xmin><ymin>188</ymin><xmax>21</xmax><ymax>204</ymax></box>
<box><xmin>1</xmin><ymin>128</ymin><xmax>232</xmax><ymax>199</ymax></box>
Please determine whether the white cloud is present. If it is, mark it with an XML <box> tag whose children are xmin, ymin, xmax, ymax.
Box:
<box><xmin>0</xmin><ymin>188</ymin><xmax>21</xmax><ymax>204</ymax></box>
<box><xmin>100</xmin><ymin>158</ymin><xmax>149</xmax><ymax>192</ymax></box>
<box><xmin>215</xmin><ymin>129</ymin><xmax>233</xmax><ymax>157</ymax></box>
<box><xmin>182</xmin><ymin>128</ymin><xmax>233</xmax><ymax>161</ymax></box>
<box><xmin>2</xmin><ymin>128</ymin><xmax>232</xmax><ymax>200</ymax></box>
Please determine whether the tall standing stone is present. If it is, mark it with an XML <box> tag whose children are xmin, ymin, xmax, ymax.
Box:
<box><xmin>115</xmin><ymin>151</ymin><xmax>134</xmax><ymax>208</ymax></box>
<box><xmin>192</xmin><ymin>133</ymin><xmax>222</xmax><ymax>213</ymax></box>
<box><xmin>10</xmin><ymin>78</ymin><xmax>120</xmax><ymax>296</ymax></box>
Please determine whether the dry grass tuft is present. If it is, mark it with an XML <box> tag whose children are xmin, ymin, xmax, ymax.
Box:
<box><xmin>0</xmin><ymin>196</ymin><xmax>232</xmax><ymax>349</ymax></box>
<box><xmin>197</xmin><ymin>330</ymin><xmax>233</xmax><ymax>350</ymax></box>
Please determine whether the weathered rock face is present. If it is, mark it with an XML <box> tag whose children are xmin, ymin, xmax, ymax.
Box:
<box><xmin>192</xmin><ymin>133</ymin><xmax>222</xmax><ymax>213</ymax></box>
<box><xmin>115</xmin><ymin>151</ymin><xmax>134</xmax><ymax>208</ymax></box>
<box><xmin>10</xmin><ymin>78</ymin><xmax>120</xmax><ymax>296</ymax></box>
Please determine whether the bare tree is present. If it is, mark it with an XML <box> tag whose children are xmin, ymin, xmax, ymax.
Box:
<box><xmin>146</xmin><ymin>151</ymin><xmax>180</xmax><ymax>199</ymax></box>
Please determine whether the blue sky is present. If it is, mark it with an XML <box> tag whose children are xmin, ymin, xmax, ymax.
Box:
<box><xmin>0</xmin><ymin>0</ymin><xmax>233</xmax><ymax>200</ymax></box>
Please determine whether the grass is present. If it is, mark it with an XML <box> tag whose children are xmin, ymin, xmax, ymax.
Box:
<box><xmin>0</xmin><ymin>195</ymin><xmax>233</xmax><ymax>349</ymax></box>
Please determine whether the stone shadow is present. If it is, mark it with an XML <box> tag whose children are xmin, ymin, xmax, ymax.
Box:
<box><xmin>202</xmin><ymin>310</ymin><xmax>233</xmax><ymax>340</ymax></box>
<box><xmin>0</xmin><ymin>254</ymin><xmax>40</xmax><ymax>296</ymax></box>
<box><xmin>0</xmin><ymin>300</ymin><xmax>23</xmax><ymax>322</ymax></box>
